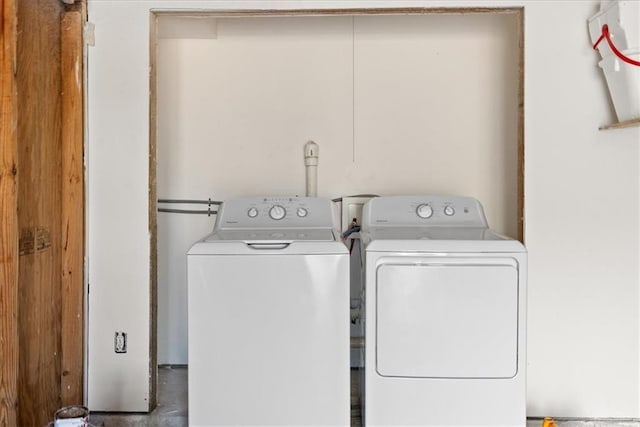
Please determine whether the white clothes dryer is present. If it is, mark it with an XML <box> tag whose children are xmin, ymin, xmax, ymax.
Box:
<box><xmin>187</xmin><ymin>196</ymin><xmax>349</xmax><ymax>427</ymax></box>
<box><xmin>360</xmin><ymin>195</ymin><xmax>527</xmax><ymax>427</ymax></box>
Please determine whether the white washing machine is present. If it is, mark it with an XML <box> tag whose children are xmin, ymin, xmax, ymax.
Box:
<box><xmin>187</xmin><ymin>196</ymin><xmax>349</xmax><ymax>427</ymax></box>
<box><xmin>360</xmin><ymin>195</ymin><xmax>527</xmax><ymax>427</ymax></box>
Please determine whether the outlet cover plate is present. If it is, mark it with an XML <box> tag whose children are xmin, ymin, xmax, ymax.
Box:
<box><xmin>115</xmin><ymin>331</ymin><xmax>127</xmax><ymax>353</ymax></box>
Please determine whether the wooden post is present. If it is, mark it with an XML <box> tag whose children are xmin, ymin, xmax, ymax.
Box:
<box><xmin>516</xmin><ymin>8</ymin><xmax>525</xmax><ymax>243</ymax></box>
<box><xmin>16</xmin><ymin>0</ymin><xmax>65</xmax><ymax>424</ymax></box>
<box><xmin>0</xmin><ymin>0</ymin><xmax>19</xmax><ymax>424</ymax></box>
<box><xmin>149</xmin><ymin>12</ymin><xmax>158</xmax><ymax>412</ymax></box>
<box><xmin>60</xmin><ymin>10</ymin><xmax>84</xmax><ymax>407</ymax></box>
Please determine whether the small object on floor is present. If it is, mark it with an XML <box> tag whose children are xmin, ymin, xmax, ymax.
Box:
<box><xmin>542</xmin><ymin>418</ymin><xmax>557</xmax><ymax>427</ymax></box>
<box><xmin>47</xmin><ymin>405</ymin><xmax>92</xmax><ymax>427</ymax></box>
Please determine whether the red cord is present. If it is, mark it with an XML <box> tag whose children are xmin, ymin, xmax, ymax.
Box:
<box><xmin>593</xmin><ymin>24</ymin><xmax>640</xmax><ymax>67</ymax></box>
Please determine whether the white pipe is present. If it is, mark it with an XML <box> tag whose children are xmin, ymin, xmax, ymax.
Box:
<box><xmin>304</xmin><ymin>141</ymin><xmax>319</xmax><ymax>197</ymax></box>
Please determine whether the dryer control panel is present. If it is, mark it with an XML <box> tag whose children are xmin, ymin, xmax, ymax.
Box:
<box><xmin>215</xmin><ymin>196</ymin><xmax>334</xmax><ymax>230</ymax></box>
<box><xmin>362</xmin><ymin>195</ymin><xmax>489</xmax><ymax>229</ymax></box>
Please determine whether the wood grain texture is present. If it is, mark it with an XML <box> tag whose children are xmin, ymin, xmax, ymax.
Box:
<box><xmin>60</xmin><ymin>10</ymin><xmax>84</xmax><ymax>407</ymax></box>
<box><xmin>0</xmin><ymin>0</ymin><xmax>19</xmax><ymax>424</ymax></box>
<box><xmin>149</xmin><ymin>12</ymin><xmax>158</xmax><ymax>412</ymax></box>
<box><xmin>599</xmin><ymin>117</ymin><xmax>640</xmax><ymax>130</ymax></box>
<box><xmin>64</xmin><ymin>0</ymin><xmax>86</xmax><ymax>19</ymax></box>
<box><xmin>16</xmin><ymin>0</ymin><xmax>64</xmax><ymax>425</ymax></box>
<box><xmin>516</xmin><ymin>8</ymin><xmax>524</xmax><ymax>243</ymax></box>
<box><xmin>160</xmin><ymin>7</ymin><xmax>523</xmax><ymax>18</ymax></box>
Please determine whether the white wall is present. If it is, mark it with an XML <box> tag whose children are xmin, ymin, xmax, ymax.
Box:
<box><xmin>87</xmin><ymin>2</ymin><xmax>153</xmax><ymax>411</ymax></box>
<box><xmin>525</xmin><ymin>2</ymin><xmax>639</xmax><ymax>416</ymax></box>
<box><xmin>87</xmin><ymin>0</ymin><xmax>640</xmax><ymax>417</ymax></box>
<box><xmin>156</xmin><ymin>12</ymin><xmax>518</xmax><ymax>365</ymax></box>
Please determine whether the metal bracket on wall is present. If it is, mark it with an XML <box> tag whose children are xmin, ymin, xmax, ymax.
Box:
<box><xmin>83</xmin><ymin>22</ymin><xmax>95</xmax><ymax>47</ymax></box>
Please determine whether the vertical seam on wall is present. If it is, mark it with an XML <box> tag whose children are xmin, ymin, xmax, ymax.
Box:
<box><xmin>352</xmin><ymin>15</ymin><xmax>355</xmax><ymax>163</ymax></box>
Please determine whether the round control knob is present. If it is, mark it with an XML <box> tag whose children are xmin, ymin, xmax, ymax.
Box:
<box><xmin>444</xmin><ymin>205</ymin><xmax>455</xmax><ymax>216</ymax></box>
<box><xmin>416</xmin><ymin>204</ymin><xmax>433</xmax><ymax>219</ymax></box>
<box><xmin>247</xmin><ymin>207</ymin><xmax>259</xmax><ymax>218</ymax></box>
<box><xmin>269</xmin><ymin>205</ymin><xmax>286</xmax><ymax>220</ymax></box>
<box><xmin>297</xmin><ymin>207</ymin><xmax>308</xmax><ymax>218</ymax></box>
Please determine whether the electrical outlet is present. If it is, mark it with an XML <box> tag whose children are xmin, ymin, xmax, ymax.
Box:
<box><xmin>115</xmin><ymin>331</ymin><xmax>127</xmax><ymax>353</ymax></box>
<box><xmin>341</xmin><ymin>196</ymin><xmax>374</xmax><ymax>233</ymax></box>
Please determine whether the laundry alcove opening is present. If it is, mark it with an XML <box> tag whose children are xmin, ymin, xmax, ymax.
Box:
<box><xmin>151</xmin><ymin>9</ymin><xmax>523</xmax><ymax>368</ymax></box>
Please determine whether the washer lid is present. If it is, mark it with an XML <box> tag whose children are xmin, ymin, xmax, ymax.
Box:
<box><xmin>188</xmin><ymin>237</ymin><xmax>347</xmax><ymax>255</ymax></box>
<box><xmin>206</xmin><ymin>229</ymin><xmax>335</xmax><ymax>242</ymax></box>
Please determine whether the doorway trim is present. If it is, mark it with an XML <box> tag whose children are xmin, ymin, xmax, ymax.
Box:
<box><xmin>148</xmin><ymin>5</ymin><xmax>524</xmax><ymax>406</ymax></box>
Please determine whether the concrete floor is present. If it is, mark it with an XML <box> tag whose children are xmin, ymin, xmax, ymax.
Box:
<box><xmin>90</xmin><ymin>366</ymin><xmax>187</xmax><ymax>427</ymax></box>
<box><xmin>91</xmin><ymin>367</ymin><xmax>361</xmax><ymax>427</ymax></box>
<box><xmin>90</xmin><ymin>367</ymin><xmax>640</xmax><ymax>427</ymax></box>
<box><xmin>527</xmin><ymin>422</ymin><xmax>640</xmax><ymax>427</ymax></box>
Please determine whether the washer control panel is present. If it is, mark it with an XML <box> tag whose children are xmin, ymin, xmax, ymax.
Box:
<box><xmin>362</xmin><ymin>195</ymin><xmax>488</xmax><ymax>228</ymax></box>
<box><xmin>216</xmin><ymin>196</ymin><xmax>334</xmax><ymax>230</ymax></box>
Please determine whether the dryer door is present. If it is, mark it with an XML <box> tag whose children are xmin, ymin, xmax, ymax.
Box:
<box><xmin>376</xmin><ymin>257</ymin><xmax>519</xmax><ymax>379</ymax></box>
